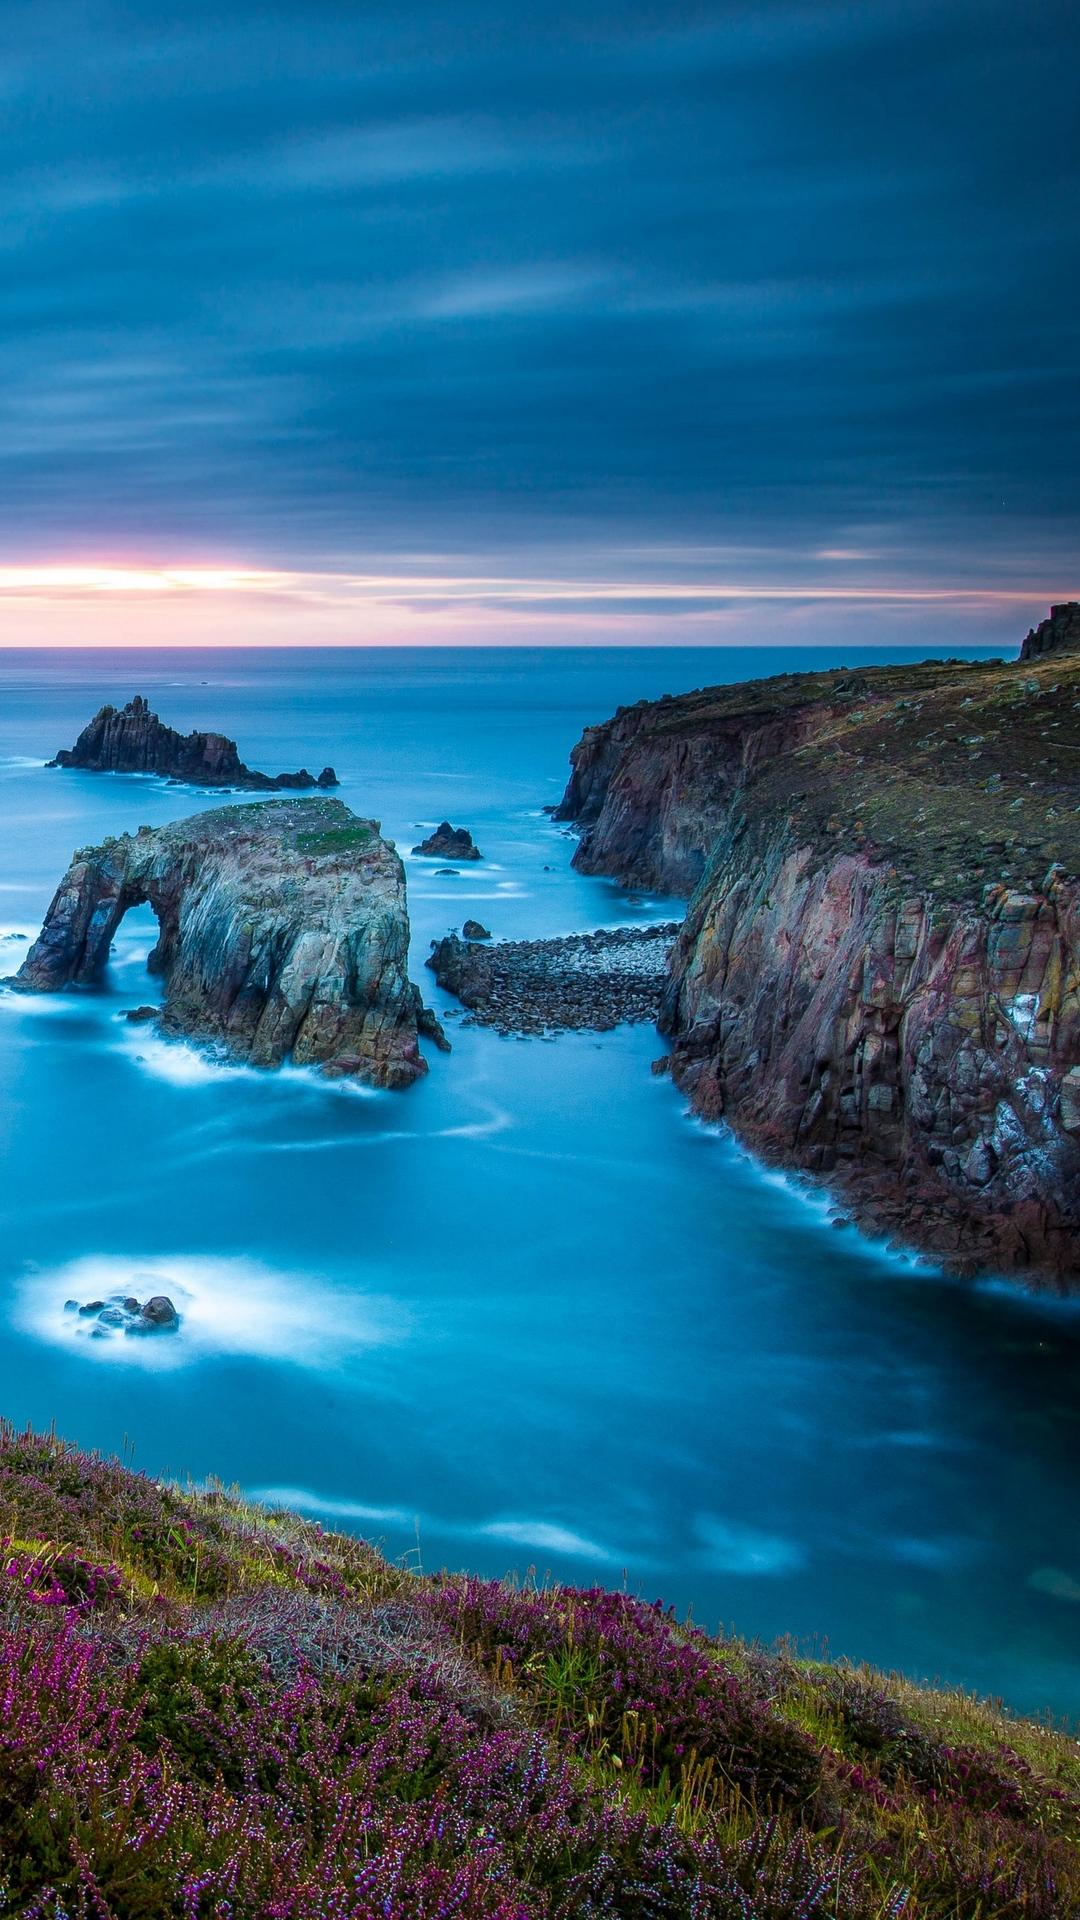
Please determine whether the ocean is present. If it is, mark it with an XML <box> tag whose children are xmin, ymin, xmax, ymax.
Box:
<box><xmin>0</xmin><ymin>641</ymin><xmax>1076</xmax><ymax>1721</ymax></box>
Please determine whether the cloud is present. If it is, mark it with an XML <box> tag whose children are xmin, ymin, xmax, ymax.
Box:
<box><xmin>0</xmin><ymin>0</ymin><xmax>1075</xmax><ymax>615</ymax></box>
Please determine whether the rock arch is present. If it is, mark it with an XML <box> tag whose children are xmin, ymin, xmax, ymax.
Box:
<box><xmin>12</xmin><ymin>799</ymin><xmax>444</xmax><ymax>1089</ymax></box>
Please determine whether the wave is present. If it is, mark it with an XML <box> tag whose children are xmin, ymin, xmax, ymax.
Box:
<box><xmin>116</xmin><ymin>1026</ymin><xmax>380</xmax><ymax>1099</ymax></box>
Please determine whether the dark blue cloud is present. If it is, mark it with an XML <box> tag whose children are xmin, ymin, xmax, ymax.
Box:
<box><xmin>0</xmin><ymin>0</ymin><xmax>1076</xmax><ymax>589</ymax></box>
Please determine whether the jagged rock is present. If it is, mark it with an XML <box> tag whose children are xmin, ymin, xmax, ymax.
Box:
<box><xmin>462</xmin><ymin>919</ymin><xmax>491</xmax><ymax>940</ymax></box>
<box><xmin>557</xmin><ymin>612</ymin><xmax>1080</xmax><ymax>1286</ymax></box>
<box><xmin>12</xmin><ymin>798</ymin><xmax>444</xmax><ymax>1089</ymax></box>
<box><xmin>412</xmin><ymin>822</ymin><xmax>482</xmax><ymax>861</ymax></box>
<box><xmin>1060</xmin><ymin>1069</ymin><xmax>1080</xmax><ymax>1133</ymax></box>
<box><xmin>1020</xmin><ymin>602</ymin><xmax>1080</xmax><ymax>661</ymax></box>
<box><xmin>48</xmin><ymin>694</ymin><xmax>339</xmax><ymax>792</ymax></box>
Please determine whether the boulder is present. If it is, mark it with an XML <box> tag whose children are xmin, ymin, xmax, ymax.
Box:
<box><xmin>140</xmin><ymin>1296</ymin><xmax>179</xmax><ymax>1329</ymax></box>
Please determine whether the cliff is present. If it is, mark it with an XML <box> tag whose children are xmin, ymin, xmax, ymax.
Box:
<box><xmin>11</xmin><ymin>798</ymin><xmax>442</xmax><ymax>1087</ymax></box>
<box><xmin>48</xmin><ymin>694</ymin><xmax>338</xmax><ymax>790</ymax></box>
<box><xmin>1020</xmin><ymin>600</ymin><xmax>1080</xmax><ymax>661</ymax></box>
<box><xmin>557</xmin><ymin>633</ymin><xmax>1080</xmax><ymax>1283</ymax></box>
<box><xmin>0</xmin><ymin>1423</ymin><xmax>1075</xmax><ymax>1917</ymax></box>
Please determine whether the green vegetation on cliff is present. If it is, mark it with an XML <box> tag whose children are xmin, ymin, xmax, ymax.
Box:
<box><xmin>0</xmin><ymin>1425</ymin><xmax>1076</xmax><ymax>1918</ymax></box>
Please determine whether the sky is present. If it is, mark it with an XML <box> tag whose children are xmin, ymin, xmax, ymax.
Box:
<box><xmin>0</xmin><ymin>0</ymin><xmax>1077</xmax><ymax>647</ymax></box>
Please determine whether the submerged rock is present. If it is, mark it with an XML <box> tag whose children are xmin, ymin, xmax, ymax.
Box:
<box><xmin>412</xmin><ymin>822</ymin><xmax>482</xmax><ymax>861</ymax></box>
<box><xmin>48</xmin><ymin>694</ymin><xmax>339</xmax><ymax>792</ymax></box>
<box><xmin>556</xmin><ymin>609</ymin><xmax>1080</xmax><ymax>1286</ymax></box>
<box><xmin>13</xmin><ymin>798</ymin><xmax>444</xmax><ymax>1089</ymax></box>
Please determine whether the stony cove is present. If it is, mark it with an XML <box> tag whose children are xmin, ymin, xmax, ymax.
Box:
<box><xmin>10</xmin><ymin>797</ymin><xmax>444</xmax><ymax>1089</ymax></box>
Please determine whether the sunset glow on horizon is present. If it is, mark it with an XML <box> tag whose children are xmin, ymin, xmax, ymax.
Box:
<box><xmin>0</xmin><ymin>560</ymin><xmax>1071</xmax><ymax>649</ymax></box>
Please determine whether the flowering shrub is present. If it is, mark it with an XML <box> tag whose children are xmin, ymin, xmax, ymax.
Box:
<box><xmin>0</xmin><ymin>1424</ymin><xmax>1075</xmax><ymax>1919</ymax></box>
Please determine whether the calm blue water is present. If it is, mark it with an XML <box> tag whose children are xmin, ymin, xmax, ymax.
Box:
<box><xmin>0</xmin><ymin>644</ymin><xmax>1077</xmax><ymax>1723</ymax></box>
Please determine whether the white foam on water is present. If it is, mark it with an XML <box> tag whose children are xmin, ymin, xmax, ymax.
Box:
<box><xmin>191</xmin><ymin>1101</ymin><xmax>514</xmax><ymax>1159</ymax></box>
<box><xmin>479</xmin><ymin>1518</ymin><xmax>616</xmax><ymax>1562</ymax></box>
<box><xmin>252</xmin><ymin>1487</ymin><xmax>412</xmax><ymax>1527</ymax></box>
<box><xmin>16</xmin><ymin>1253</ymin><xmax>408</xmax><ymax>1372</ymax></box>
<box><xmin>694</xmin><ymin>1514</ymin><xmax>807</xmax><ymax>1576</ymax></box>
<box><xmin>0</xmin><ymin>986</ymin><xmax>87</xmax><ymax>1020</ymax></box>
<box><xmin>242</xmin><ymin>1489</ymin><xmax>627</xmax><ymax>1566</ymax></box>
<box><xmin>116</xmin><ymin>1025</ymin><xmax>380</xmax><ymax>1099</ymax></box>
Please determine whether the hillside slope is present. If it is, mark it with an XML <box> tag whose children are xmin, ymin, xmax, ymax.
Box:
<box><xmin>0</xmin><ymin>1426</ymin><xmax>1076</xmax><ymax>1917</ymax></box>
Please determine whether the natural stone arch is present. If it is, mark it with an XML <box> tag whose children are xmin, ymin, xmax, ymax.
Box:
<box><xmin>13</xmin><ymin>799</ymin><xmax>444</xmax><ymax>1089</ymax></box>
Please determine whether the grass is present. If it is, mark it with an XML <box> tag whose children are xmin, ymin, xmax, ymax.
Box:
<box><xmin>294</xmin><ymin>822</ymin><xmax>375</xmax><ymax>856</ymax></box>
<box><xmin>0</xmin><ymin>1422</ymin><xmax>1077</xmax><ymax>1917</ymax></box>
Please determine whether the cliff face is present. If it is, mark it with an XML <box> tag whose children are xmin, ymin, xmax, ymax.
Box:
<box><xmin>558</xmin><ymin>639</ymin><xmax>1080</xmax><ymax>1283</ymax></box>
<box><xmin>12</xmin><ymin>799</ymin><xmax>440</xmax><ymax>1088</ymax></box>
<box><xmin>1020</xmin><ymin>600</ymin><xmax>1080</xmax><ymax>661</ymax></box>
<box><xmin>49</xmin><ymin>695</ymin><xmax>338</xmax><ymax>791</ymax></box>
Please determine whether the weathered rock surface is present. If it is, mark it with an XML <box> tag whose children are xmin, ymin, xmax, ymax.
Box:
<box><xmin>461</xmin><ymin>919</ymin><xmax>491</xmax><ymax>940</ymax></box>
<box><xmin>429</xmin><ymin>924</ymin><xmax>679</xmax><ymax>1034</ymax></box>
<box><xmin>557</xmin><ymin>623</ymin><xmax>1080</xmax><ymax>1284</ymax></box>
<box><xmin>48</xmin><ymin>694</ymin><xmax>338</xmax><ymax>791</ymax></box>
<box><xmin>12</xmin><ymin>799</ymin><xmax>442</xmax><ymax>1088</ymax></box>
<box><xmin>1019</xmin><ymin>601</ymin><xmax>1080</xmax><ymax>662</ymax></box>
<box><xmin>412</xmin><ymin>822</ymin><xmax>482</xmax><ymax>860</ymax></box>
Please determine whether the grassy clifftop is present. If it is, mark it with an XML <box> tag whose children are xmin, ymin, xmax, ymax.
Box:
<box><xmin>0</xmin><ymin>1426</ymin><xmax>1076</xmax><ymax>1918</ymax></box>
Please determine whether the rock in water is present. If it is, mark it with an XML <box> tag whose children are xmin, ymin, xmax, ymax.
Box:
<box><xmin>12</xmin><ymin>799</ymin><xmax>444</xmax><ymax>1089</ymax></box>
<box><xmin>556</xmin><ymin>610</ymin><xmax>1080</xmax><ymax>1286</ymax></box>
<box><xmin>140</xmin><ymin>1296</ymin><xmax>179</xmax><ymax>1329</ymax></box>
<box><xmin>48</xmin><ymin>694</ymin><xmax>339</xmax><ymax>791</ymax></box>
<box><xmin>412</xmin><ymin>822</ymin><xmax>482</xmax><ymax>860</ymax></box>
<box><xmin>461</xmin><ymin>919</ymin><xmax>491</xmax><ymax>940</ymax></box>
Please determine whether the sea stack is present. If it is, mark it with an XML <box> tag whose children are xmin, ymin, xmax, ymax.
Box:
<box><xmin>48</xmin><ymin>694</ymin><xmax>339</xmax><ymax>791</ymax></box>
<box><xmin>412</xmin><ymin>822</ymin><xmax>482</xmax><ymax>860</ymax></box>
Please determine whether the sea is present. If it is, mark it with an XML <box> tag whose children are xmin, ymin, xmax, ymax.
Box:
<box><xmin>0</xmin><ymin>642</ymin><xmax>1076</xmax><ymax>1723</ymax></box>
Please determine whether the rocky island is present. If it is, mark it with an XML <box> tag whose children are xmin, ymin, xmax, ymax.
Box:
<box><xmin>556</xmin><ymin>605</ymin><xmax>1080</xmax><ymax>1285</ymax></box>
<box><xmin>412</xmin><ymin>820</ymin><xmax>482</xmax><ymax>859</ymax></box>
<box><xmin>48</xmin><ymin>693</ymin><xmax>338</xmax><ymax>790</ymax></box>
<box><xmin>11</xmin><ymin>798</ymin><xmax>443</xmax><ymax>1087</ymax></box>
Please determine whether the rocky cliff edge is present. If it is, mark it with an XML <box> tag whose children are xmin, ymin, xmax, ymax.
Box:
<box><xmin>557</xmin><ymin>630</ymin><xmax>1080</xmax><ymax>1284</ymax></box>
